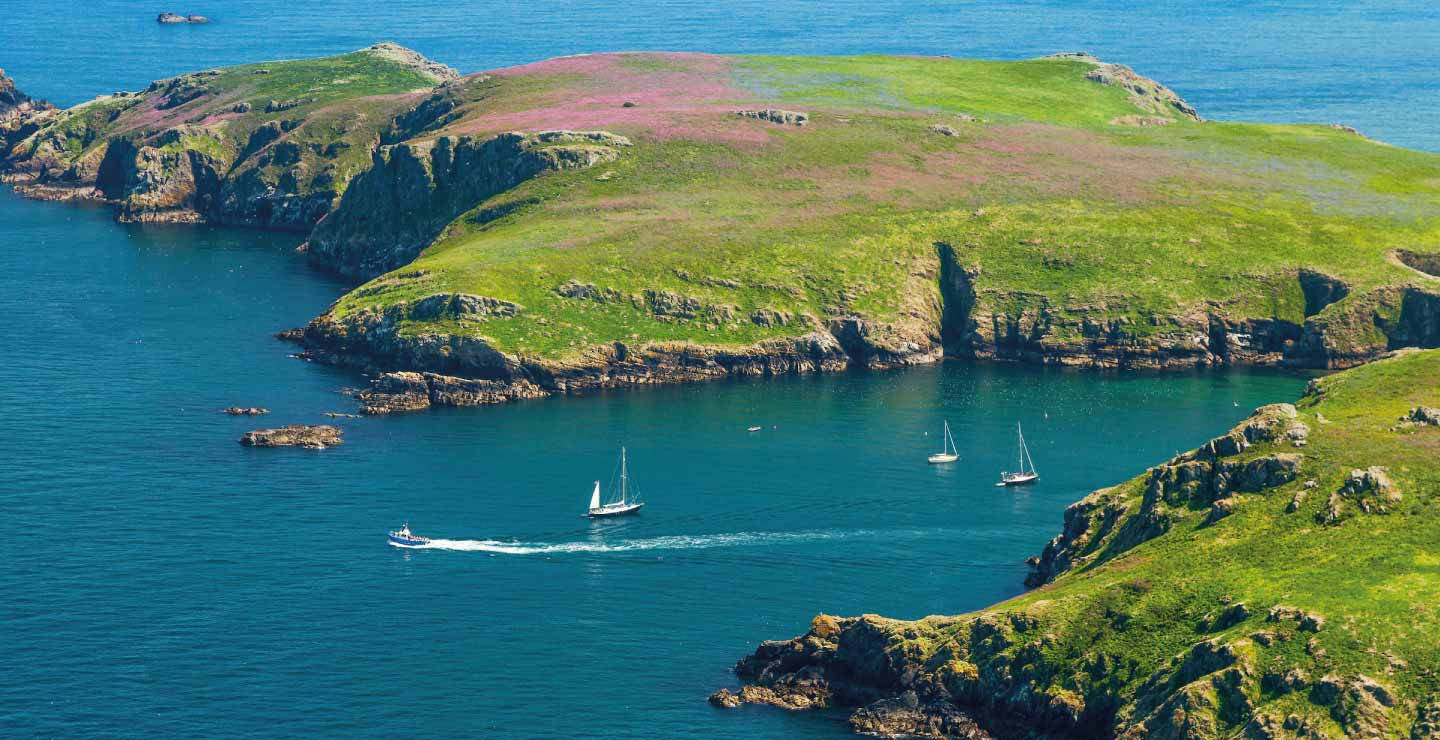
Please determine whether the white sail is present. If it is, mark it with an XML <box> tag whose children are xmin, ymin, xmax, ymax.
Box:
<box><xmin>589</xmin><ymin>481</ymin><xmax>601</xmax><ymax>511</ymax></box>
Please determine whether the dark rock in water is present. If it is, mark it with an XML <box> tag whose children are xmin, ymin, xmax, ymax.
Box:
<box><xmin>239</xmin><ymin>425</ymin><xmax>343</xmax><ymax>449</ymax></box>
<box><xmin>223</xmin><ymin>407</ymin><xmax>269</xmax><ymax>416</ymax></box>
<box><xmin>275</xmin><ymin>328</ymin><xmax>306</xmax><ymax>342</ymax></box>
<box><xmin>157</xmin><ymin>12</ymin><xmax>209</xmax><ymax>24</ymax></box>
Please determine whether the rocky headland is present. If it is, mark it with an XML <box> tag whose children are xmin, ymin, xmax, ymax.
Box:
<box><xmin>2</xmin><ymin>48</ymin><xmax>1439</xmax><ymax>412</ymax></box>
<box><xmin>716</xmin><ymin>349</ymin><xmax>1440</xmax><ymax>739</ymax></box>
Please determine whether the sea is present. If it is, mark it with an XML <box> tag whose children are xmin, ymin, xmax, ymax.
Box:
<box><xmin>4</xmin><ymin>1</ymin><xmax>1432</xmax><ymax>737</ymax></box>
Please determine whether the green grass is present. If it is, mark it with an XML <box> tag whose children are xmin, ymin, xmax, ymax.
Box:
<box><xmin>311</xmin><ymin>53</ymin><xmax>1440</xmax><ymax>363</ymax></box>
<box><xmin>797</xmin><ymin>350</ymin><xmax>1440</xmax><ymax>735</ymax></box>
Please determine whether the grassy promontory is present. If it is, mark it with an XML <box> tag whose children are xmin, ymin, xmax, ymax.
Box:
<box><xmin>3</xmin><ymin>48</ymin><xmax>1440</xmax><ymax>408</ymax></box>
<box><xmin>720</xmin><ymin>348</ymin><xmax>1440</xmax><ymax>738</ymax></box>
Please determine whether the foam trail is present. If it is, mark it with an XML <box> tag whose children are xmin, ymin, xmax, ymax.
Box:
<box><xmin>420</xmin><ymin>528</ymin><xmax>939</xmax><ymax>555</ymax></box>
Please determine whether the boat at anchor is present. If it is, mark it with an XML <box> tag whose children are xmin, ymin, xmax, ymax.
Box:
<box><xmin>928</xmin><ymin>420</ymin><xmax>959</xmax><ymax>464</ymax></box>
<box><xmin>997</xmin><ymin>422</ymin><xmax>1039</xmax><ymax>487</ymax></box>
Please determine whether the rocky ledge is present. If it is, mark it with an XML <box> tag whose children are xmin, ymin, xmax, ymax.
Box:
<box><xmin>238</xmin><ymin>424</ymin><xmax>343</xmax><ymax>449</ymax></box>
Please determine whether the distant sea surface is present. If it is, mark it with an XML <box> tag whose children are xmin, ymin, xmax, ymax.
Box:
<box><xmin>0</xmin><ymin>1</ymin><xmax>1424</xmax><ymax>737</ymax></box>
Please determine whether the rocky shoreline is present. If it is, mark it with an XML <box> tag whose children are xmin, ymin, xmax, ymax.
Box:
<box><xmin>711</xmin><ymin>390</ymin><xmax>1437</xmax><ymax>738</ymax></box>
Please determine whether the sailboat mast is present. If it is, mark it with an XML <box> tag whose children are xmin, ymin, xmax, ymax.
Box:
<box><xmin>621</xmin><ymin>447</ymin><xmax>628</xmax><ymax>504</ymax></box>
<box><xmin>1017</xmin><ymin>423</ymin><xmax>1025</xmax><ymax>472</ymax></box>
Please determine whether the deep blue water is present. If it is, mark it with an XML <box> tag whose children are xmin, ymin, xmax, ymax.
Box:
<box><xmin>1</xmin><ymin>1</ymin><xmax>1426</xmax><ymax>737</ymax></box>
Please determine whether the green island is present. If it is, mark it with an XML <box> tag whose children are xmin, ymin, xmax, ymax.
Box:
<box><xmin>3</xmin><ymin>45</ymin><xmax>1439</xmax><ymax>413</ymax></box>
<box><xmin>4</xmin><ymin>44</ymin><xmax>1440</xmax><ymax>738</ymax></box>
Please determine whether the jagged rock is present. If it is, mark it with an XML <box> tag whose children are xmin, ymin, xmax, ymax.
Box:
<box><xmin>1211</xmin><ymin>602</ymin><xmax>1251</xmax><ymax>630</ymax></box>
<box><xmin>1412</xmin><ymin>700</ymin><xmax>1440</xmax><ymax>740</ymax></box>
<box><xmin>1320</xmin><ymin>467</ymin><xmax>1401</xmax><ymax>522</ymax></box>
<box><xmin>1286</xmin><ymin>490</ymin><xmax>1306</xmax><ymax>513</ymax></box>
<box><xmin>223</xmin><ymin>406</ymin><xmax>269</xmax><ymax>415</ymax></box>
<box><xmin>750</xmin><ymin>308</ymin><xmax>792</xmax><ymax>327</ymax></box>
<box><xmin>848</xmin><ymin>692</ymin><xmax>991</xmax><ymax>739</ymax></box>
<box><xmin>408</xmin><ymin>293</ymin><xmax>521</xmax><ymax>320</ymax></box>
<box><xmin>238</xmin><ymin>424</ymin><xmax>343</xmax><ymax>449</ymax></box>
<box><xmin>735</xmin><ymin>109</ymin><xmax>809</xmax><ymax>126</ymax></box>
<box><xmin>708</xmin><ymin>688</ymin><xmax>742</xmax><ymax>708</ymax></box>
<box><xmin>929</xmin><ymin>124</ymin><xmax>960</xmax><ymax>136</ymax></box>
<box><xmin>1207</xmin><ymin>496</ymin><xmax>1239</xmax><ymax>524</ymax></box>
<box><xmin>1405</xmin><ymin>406</ymin><xmax>1440</xmax><ymax>426</ymax></box>
<box><xmin>1267</xmin><ymin>605</ymin><xmax>1324</xmax><ymax>631</ymax></box>
<box><xmin>557</xmin><ymin>280</ymin><xmax>622</xmax><ymax>302</ymax></box>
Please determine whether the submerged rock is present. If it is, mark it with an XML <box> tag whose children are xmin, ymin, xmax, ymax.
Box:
<box><xmin>239</xmin><ymin>424</ymin><xmax>343</xmax><ymax>449</ymax></box>
<box><xmin>157</xmin><ymin>13</ymin><xmax>209</xmax><ymax>24</ymax></box>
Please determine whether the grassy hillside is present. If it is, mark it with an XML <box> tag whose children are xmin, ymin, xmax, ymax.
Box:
<box><xmin>724</xmin><ymin>348</ymin><xmax>1440</xmax><ymax>738</ymax></box>
<box><xmin>307</xmin><ymin>52</ymin><xmax>1440</xmax><ymax>377</ymax></box>
<box><xmin>6</xmin><ymin>48</ymin><xmax>1440</xmax><ymax>392</ymax></box>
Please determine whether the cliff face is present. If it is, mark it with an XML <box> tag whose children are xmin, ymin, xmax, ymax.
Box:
<box><xmin>303</xmin><ymin>130</ymin><xmax>632</xmax><ymax>278</ymax></box>
<box><xmin>0</xmin><ymin>44</ymin><xmax>456</xmax><ymax>229</ymax></box>
<box><xmin>721</xmin><ymin>349</ymin><xmax>1440</xmax><ymax>739</ymax></box>
<box><xmin>0</xmin><ymin>69</ymin><xmax>55</xmax><ymax>160</ymax></box>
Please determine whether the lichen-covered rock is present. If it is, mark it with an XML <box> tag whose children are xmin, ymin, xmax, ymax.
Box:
<box><xmin>848</xmin><ymin>692</ymin><xmax>990</xmax><ymax>739</ymax></box>
<box><xmin>1085</xmin><ymin>62</ymin><xmax>1200</xmax><ymax>120</ymax></box>
<box><xmin>238</xmin><ymin>424</ymin><xmax>343</xmax><ymax>448</ymax></box>
<box><xmin>1321</xmin><ymin>467</ymin><xmax>1400</xmax><ymax>523</ymax></box>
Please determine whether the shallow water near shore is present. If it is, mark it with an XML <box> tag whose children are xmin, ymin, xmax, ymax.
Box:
<box><xmin>1</xmin><ymin>1</ymin><xmax>1424</xmax><ymax>735</ymax></box>
<box><xmin>0</xmin><ymin>186</ymin><xmax>1308</xmax><ymax>737</ymax></box>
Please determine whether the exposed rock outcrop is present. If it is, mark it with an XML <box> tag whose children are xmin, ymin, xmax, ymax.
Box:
<box><xmin>157</xmin><ymin>13</ymin><xmax>210</xmax><ymax>24</ymax></box>
<box><xmin>735</xmin><ymin>109</ymin><xmax>809</xmax><ymax>126</ymax></box>
<box><xmin>223</xmin><ymin>407</ymin><xmax>269</xmax><ymax>415</ymax></box>
<box><xmin>1026</xmin><ymin>404</ymin><xmax>1303</xmax><ymax>586</ymax></box>
<box><xmin>238</xmin><ymin>424</ymin><xmax>343</xmax><ymax>448</ymax></box>
<box><xmin>0</xmin><ymin>69</ymin><xmax>55</xmax><ymax>159</ymax></box>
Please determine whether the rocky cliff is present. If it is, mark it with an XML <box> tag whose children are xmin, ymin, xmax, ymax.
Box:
<box><xmin>719</xmin><ymin>349</ymin><xmax>1440</xmax><ymax>739</ymax></box>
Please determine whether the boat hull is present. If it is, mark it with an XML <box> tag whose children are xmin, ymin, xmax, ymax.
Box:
<box><xmin>388</xmin><ymin>535</ymin><xmax>430</xmax><ymax>547</ymax></box>
<box><xmin>927</xmin><ymin>454</ymin><xmax>958</xmax><ymax>464</ymax></box>
<box><xmin>588</xmin><ymin>502</ymin><xmax>644</xmax><ymax>518</ymax></box>
<box><xmin>996</xmin><ymin>474</ymin><xmax>1039</xmax><ymax>487</ymax></box>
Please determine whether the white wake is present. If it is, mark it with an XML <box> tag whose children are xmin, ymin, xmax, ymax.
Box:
<box><xmin>417</xmin><ymin>529</ymin><xmax>926</xmax><ymax>555</ymax></box>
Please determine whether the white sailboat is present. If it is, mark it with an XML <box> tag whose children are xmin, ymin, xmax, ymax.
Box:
<box><xmin>928</xmin><ymin>420</ymin><xmax>959</xmax><ymax>464</ymax></box>
<box><xmin>997</xmin><ymin>422</ymin><xmax>1038</xmax><ymax>486</ymax></box>
<box><xmin>588</xmin><ymin>446</ymin><xmax>645</xmax><ymax>517</ymax></box>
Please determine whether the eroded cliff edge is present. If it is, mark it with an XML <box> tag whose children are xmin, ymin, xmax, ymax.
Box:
<box><xmin>716</xmin><ymin>349</ymin><xmax>1440</xmax><ymax>739</ymax></box>
<box><xmin>5</xmin><ymin>49</ymin><xmax>1440</xmax><ymax>412</ymax></box>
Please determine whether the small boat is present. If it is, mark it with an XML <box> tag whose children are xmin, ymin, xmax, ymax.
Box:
<box><xmin>588</xmin><ymin>447</ymin><xmax>645</xmax><ymax>518</ymax></box>
<box><xmin>928</xmin><ymin>420</ymin><xmax>959</xmax><ymax>464</ymax></box>
<box><xmin>747</xmin><ymin>426</ymin><xmax>763</xmax><ymax>432</ymax></box>
<box><xmin>997</xmin><ymin>422</ymin><xmax>1039</xmax><ymax>486</ymax></box>
<box><xmin>388</xmin><ymin>522</ymin><xmax>431</xmax><ymax>548</ymax></box>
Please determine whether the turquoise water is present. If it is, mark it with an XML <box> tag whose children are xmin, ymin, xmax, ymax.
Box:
<box><xmin>0</xmin><ymin>2</ymin><xmax>1417</xmax><ymax>736</ymax></box>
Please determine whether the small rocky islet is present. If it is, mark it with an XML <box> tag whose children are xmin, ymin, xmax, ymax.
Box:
<box><xmin>4</xmin><ymin>44</ymin><xmax>1440</xmax><ymax>739</ymax></box>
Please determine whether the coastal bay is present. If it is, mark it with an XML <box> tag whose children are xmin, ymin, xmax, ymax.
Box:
<box><xmin>4</xmin><ymin>2</ymin><xmax>1440</xmax><ymax>737</ymax></box>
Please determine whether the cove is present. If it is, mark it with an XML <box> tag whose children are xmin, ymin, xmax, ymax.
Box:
<box><xmin>0</xmin><ymin>186</ymin><xmax>1307</xmax><ymax>738</ymax></box>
